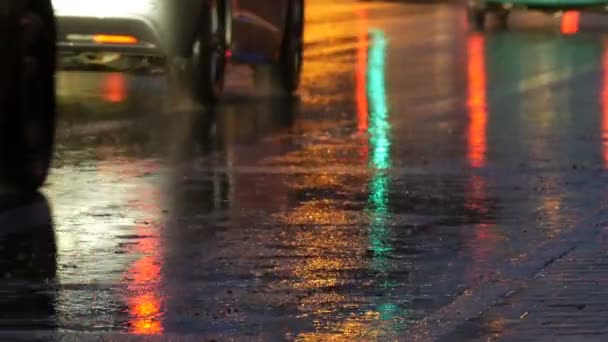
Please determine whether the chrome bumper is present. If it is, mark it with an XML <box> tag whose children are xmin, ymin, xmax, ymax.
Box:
<box><xmin>56</xmin><ymin>15</ymin><xmax>165</xmax><ymax>57</ymax></box>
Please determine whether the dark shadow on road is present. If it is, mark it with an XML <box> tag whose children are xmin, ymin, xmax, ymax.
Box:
<box><xmin>0</xmin><ymin>192</ymin><xmax>56</xmax><ymax>331</ymax></box>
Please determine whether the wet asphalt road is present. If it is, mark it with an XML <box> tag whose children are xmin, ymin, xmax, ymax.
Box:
<box><xmin>5</xmin><ymin>0</ymin><xmax>608</xmax><ymax>340</ymax></box>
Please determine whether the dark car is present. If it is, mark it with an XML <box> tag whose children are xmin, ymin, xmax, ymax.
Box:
<box><xmin>53</xmin><ymin>0</ymin><xmax>304</xmax><ymax>104</ymax></box>
<box><xmin>0</xmin><ymin>0</ymin><xmax>57</xmax><ymax>191</ymax></box>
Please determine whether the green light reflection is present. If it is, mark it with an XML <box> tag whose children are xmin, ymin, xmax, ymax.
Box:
<box><xmin>368</xmin><ymin>29</ymin><xmax>391</xmax><ymax>172</ymax></box>
<box><xmin>365</xmin><ymin>29</ymin><xmax>409</xmax><ymax>332</ymax></box>
<box><xmin>367</xmin><ymin>28</ymin><xmax>392</xmax><ymax>265</ymax></box>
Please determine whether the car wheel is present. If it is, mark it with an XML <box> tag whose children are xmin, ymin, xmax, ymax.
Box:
<box><xmin>253</xmin><ymin>0</ymin><xmax>304</xmax><ymax>96</ymax></box>
<box><xmin>0</xmin><ymin>0</ymin><xmax>56</xmax><ymax>192</ymax></box>
<box><xmin>190</xmin><ymin>0</ymin><xmax>227</xmax><ymax>105</ymax></box>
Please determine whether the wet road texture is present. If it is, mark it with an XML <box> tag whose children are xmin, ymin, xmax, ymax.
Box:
<box><xmin>5</xmin><ymin>0</ymin><xmax>608</xmax><ymax>340</ymax></box>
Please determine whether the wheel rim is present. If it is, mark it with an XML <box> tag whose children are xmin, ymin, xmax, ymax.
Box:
<box><xmin>193</xmin><ymin>3</ymin><xmax>225</xmax><ymax>97</ymax></box>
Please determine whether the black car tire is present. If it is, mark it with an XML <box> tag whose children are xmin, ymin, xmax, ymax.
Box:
<box><xmin>190</xmin><ymin>0</ymin><xmax>227</xmax><ymax>105</ymax></box>
<box><xmin>0</xmin><ymin>0</ymin><xmax>56</xmax><ymax>192</ymax></box>
<box><xmin>253</xmin><ymin>0</ymin><xmax>304</xmax><ymax>96</ymax></box>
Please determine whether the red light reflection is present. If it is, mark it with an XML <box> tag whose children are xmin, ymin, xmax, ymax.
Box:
<box><xmin>464</xmin><ymin>175</ymin><xmax>498</xmax><ymax>286</ymax></box>
<box><xmin>356</xmin><ymin>9</ymin><xmax>370</xmax><ymax>163</ymax></box>
<box><xmin>466</xmin><ymin>35</ymin><xmax>488</xmax><ymax>168</ymax></box>
<box><xmin>561</xmin><ymin>11</ymin><xmax>580</xmax><ymax>35</ymax></box>
<box><xmin>602</xmin><ymin>40</ymin><xmax>608</xmax><ymax>168</ymax></box>
<box><xmin>356</xmin><ymin>9</ymin><xmax>369</xmax><ymax>133</ymax></box>
<box><xmin>121</xmin><ymin>163</ymin><xmax>164</xmax><ymax>335</ymax></box>
<box><xmin>103</xmin><ymin>73</ymin><xmax>127</xmax><ymax>103</ymax></box>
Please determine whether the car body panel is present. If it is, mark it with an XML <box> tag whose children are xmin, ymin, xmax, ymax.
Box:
<box><xmin>56</xmin><ymin>15</ymin><xmax>165</xmax><ymax>56</ymax></box>
<box><xmin>52</xmin><ymin>0</ymin><xmax>293</xmax><ymax>63</ymax></box>
<box><xmin>53</xmin><ymin>0</ymin><xmax>165</xmax><ymax>56</ymax></box>
<box><xmin>231</xmin><ymin>0</ymin><xmax>289</xmax><ymax>62</ymax></box>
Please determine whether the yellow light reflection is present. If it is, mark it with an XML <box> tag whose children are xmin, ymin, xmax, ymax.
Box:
<box><xmin>289</xmin><ymin>15</ymin><xmax>400</xmax><ymax>341</ymax></box>
<box><xmin>541</xmin><ymin>196</ymin><xmax>563</xmax><ymax>238</ymax></box>
<box><xmin>279</xmin><ymin>200</ymin><xmax>352</xmax><ymax>226</ymax></box>
<box><xmin>297</xmin><ymin>311</ymin><xmax>383</xmax><ymax>341</ymax></box>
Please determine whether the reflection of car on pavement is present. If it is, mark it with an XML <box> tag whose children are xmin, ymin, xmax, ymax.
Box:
<box><xmin>52</xmin><ymin>0</ymin><xmax>305</xmax><ymax>104</ymax></box>
<box><xmin>467</xmin><ymin>0</ymin><xmax>603</xmax><ymax>30</ymax></box>
<box><xmin>0</xmin><ymin>192</ymin><xmax>56</xmax><ymax>326</ymax></box>
<box><xmin>0</xmin><ymin>0</ymin><xmax>57</xmax><ymax>191</ymax></box>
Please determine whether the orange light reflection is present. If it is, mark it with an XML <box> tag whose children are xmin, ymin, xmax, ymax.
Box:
<box><xmin>123</xmin><ymin>164</ymin><xmax>164</xmax><ymax>335</ymax></box>
<box><xmin>131</xmin><ymin>293</ymin><xmax>163</xmax><ymax>335</ymax></box>
<box><xmin>103</xmin><ymin>73</ymin><xmax>127</xmax><ymax>103</ymax></box>
<box><xmin>131</xmin><ymin>255</ymin><xmax>161</xmax><ymax>284</ymax></box>
<box><xmin>561</xmin><ymin>11</ymin><xmax>580</xmax><ymax>35</ymax></box>
<box><xmin>467</xmin><ymin>35</ymin><xmax>488</xmax><ymax>168</ymax></box>
<box><xmin>127</xmin><ymin>229</ymin><xmax>163</xmax><ymax>335</ymax></box>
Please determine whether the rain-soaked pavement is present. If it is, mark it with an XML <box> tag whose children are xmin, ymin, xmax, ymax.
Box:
<box><xmin>6</xmin><ymin>0</ymin><xmax>608</xmax><ymax>340</ymax></box>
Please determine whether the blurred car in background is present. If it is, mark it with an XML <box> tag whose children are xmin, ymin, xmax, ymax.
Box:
<box><xmin>467</xmin><ymin>0</ymin><xmax>605</xmax><ymax>30</ymax></box>
<box><xmin>0</xmin><ymin>0</ymin><xmax>57</xmax><ymax>191</ymax></box>
<box><xmin>52</xmin><ymin>0</ymin><xmax>304</xmax><ymax>104</ymax></box>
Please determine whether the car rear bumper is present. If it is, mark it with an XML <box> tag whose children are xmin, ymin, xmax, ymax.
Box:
<box><xmin>56</xmin><ymin>15</ymin><xmax>165</xmax><ymax>57</ymax></box>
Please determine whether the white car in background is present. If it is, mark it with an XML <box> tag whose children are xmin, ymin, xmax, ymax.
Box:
<box><xmin>52</xmin><ymin>0</ymin><xmax>305</xmax><ymax>104</ymax></box>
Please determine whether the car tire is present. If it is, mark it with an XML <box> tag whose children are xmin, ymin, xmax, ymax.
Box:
<box><xmin>190</xmin><ymin>0</ymin><xmax>227</xmax><ymax>105</ymax></box>
<box><xmin>253</xmin><ymin>0</ymin><xmax>304</xmax><ymax>96</ymax></box>
<box><xmin>0</xmin><ymin>0</ymin><xmax>56</xmax><ymax>192</ymax></box>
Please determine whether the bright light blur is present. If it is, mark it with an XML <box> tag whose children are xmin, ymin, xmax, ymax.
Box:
<box><xmin>52</xmin><ymin>0</ymin><xmax>156</xmax><ymax>16</ymax></box>
<box><xmin>94</xmin><ymin>34</ymin><xmax>139</xmax><ymax>45</ymax></box>
<box><xmin>561</xmin><ymin>11</ymin><xmax>580</xmax><ymax>35</ymax></box>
